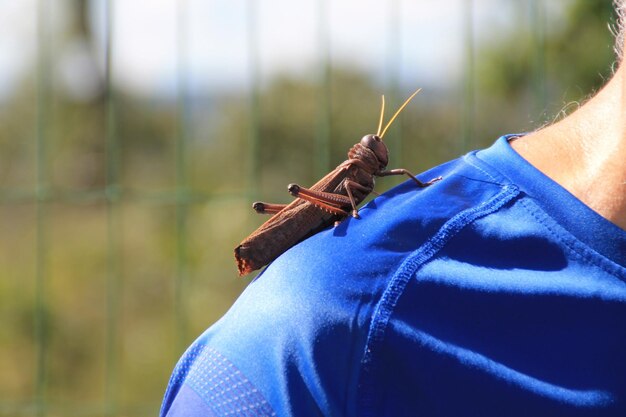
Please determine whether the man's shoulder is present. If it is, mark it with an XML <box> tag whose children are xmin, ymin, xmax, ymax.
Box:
<box><xmin>246</xmin><ymin>149</ymin><xmax>514</xmax><ymax>319</ymax></box>
<box><xmin>207</xmin><ymin>150</ymin><xmax>517</xmax><ymax>409</ymax></box>
<box><xmin>161</xmin><ymin>142</ymin><xmax>524</xmax><ymax>417</ymax></box>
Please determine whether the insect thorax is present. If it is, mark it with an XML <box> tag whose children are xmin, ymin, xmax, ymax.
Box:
<box><xmin>348</xmin><ymin>143</ymin><xmax>382</xmax><ymax>173</ymax></box>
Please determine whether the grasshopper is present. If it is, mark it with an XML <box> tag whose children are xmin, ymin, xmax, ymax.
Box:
<box><xmin>235</xmin><ymin>90</ymin><xmax>442</xmax><ymax>276</ymax></box>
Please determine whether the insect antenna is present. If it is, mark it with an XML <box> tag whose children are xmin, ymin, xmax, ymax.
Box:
<box><xmin>380</xmin><ymin>88</ymin><xmax>422</xmax><ymax>139</ymax></box>
<box><xmin>376</xmin><ymin>95</ymin><xmax>386</xmax><ymax>137</ymax></box>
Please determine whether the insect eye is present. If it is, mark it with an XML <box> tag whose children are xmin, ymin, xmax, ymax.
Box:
<box><xmin>361</xmin><ymin>134</ymin><xmax>380</xmax><ymax>147</ymax></box>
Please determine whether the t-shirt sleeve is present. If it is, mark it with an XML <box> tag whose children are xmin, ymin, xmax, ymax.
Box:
<box><xmin>159</xmin><ymin>163</ymin><xmax>455</xmax><ymax>417</ymax></box>
<box><xmin>161</xmin><ymin>137</ymin><xmax>626</xmax><ymax>416</ymax></box>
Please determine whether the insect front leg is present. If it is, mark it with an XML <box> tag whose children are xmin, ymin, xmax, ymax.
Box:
<box><xmin>378</xmin><ymin>169</ymin><xmax>442</xmax><ymax>187</ymax></box>
<box><xmin>252</xmin><ymin>202</ymin><xmax>288</xmax><ymax>215</ymax></box>
<box><xmin>343</xmin><ymin>180</ymin><xmax>373</xmax><ymax>218</ymax></box>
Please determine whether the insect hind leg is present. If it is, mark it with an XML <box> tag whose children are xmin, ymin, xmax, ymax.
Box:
<box><xmin>287</xmin><ymin>184</ymin><xmax>351</xmax><ymax>216</ymax></box>
<box><xmin>252</xmin><ymin>202</ymin><xmax>287</xmax><ymax>215</ymax></box>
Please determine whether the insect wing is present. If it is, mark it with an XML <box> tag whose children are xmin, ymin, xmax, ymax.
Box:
<box><xmin>235</xmin><ymin>165</ymin><xmax>350</xmax><ymax>275</ymax></box>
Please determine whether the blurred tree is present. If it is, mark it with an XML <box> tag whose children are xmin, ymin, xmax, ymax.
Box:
<box><xmin>478</xmin><ymin>0</ymin><xmax>616</xmax><ymax>106</ymax></box>
<box><xmin>467</xmin><ymin>0</ymin><xmax>617</xmax><ymax>150</ymax></box>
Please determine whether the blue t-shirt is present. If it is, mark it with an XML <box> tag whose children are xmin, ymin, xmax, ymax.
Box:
<box><xmin>160</xmin><ymin>136</ymin><xmax>626</xmax><ymax>417</ymax></box>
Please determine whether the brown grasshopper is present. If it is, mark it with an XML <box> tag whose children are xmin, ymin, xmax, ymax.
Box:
<box><xmin>235</xmin><ymin>90</ymin><xmax>442</xmax><ymax>276</ymax></box>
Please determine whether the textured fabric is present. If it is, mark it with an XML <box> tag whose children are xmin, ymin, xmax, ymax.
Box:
<box><xmin>161</xmin><ymin>344</ymin><xmax>275</xmax><ymax>417</ymax></box>
<box><xmin>160</xmin><ymin>136</ymin><xmax>626</xmax><ymax>417</ymax></box>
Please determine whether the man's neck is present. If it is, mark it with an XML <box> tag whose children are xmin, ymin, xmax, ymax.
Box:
<box><xmin>510</xmin><ymin>68</ymin><xmax>626</xmax><ymax>230</ymax></box>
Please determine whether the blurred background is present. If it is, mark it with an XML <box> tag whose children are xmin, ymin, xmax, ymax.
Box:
<box><xmin>0</xmin><ymin>0</ymin><xmax>617</xmax><ymax>416</ymax></box>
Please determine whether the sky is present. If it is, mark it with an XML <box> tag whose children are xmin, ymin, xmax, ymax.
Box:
<box><xmin>0</xmin><ymin>0</ymin><xmax>569</xmax><ymax>100</ymax></box>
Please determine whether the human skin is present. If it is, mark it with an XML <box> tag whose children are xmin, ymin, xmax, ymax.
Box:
<box><xmin>510</xmin><ymin>65</ymin><xmax>626</xmax><ymax>231</ymax></box>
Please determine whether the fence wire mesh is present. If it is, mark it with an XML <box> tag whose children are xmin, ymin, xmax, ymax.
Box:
<box><xmin>0</xmin><ymin>0</ymin><xmax>616</xmax><ymax>415</ymax></box>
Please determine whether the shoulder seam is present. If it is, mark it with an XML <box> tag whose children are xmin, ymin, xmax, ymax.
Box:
<box><xmin>357</xmin><ymin>184</ymin><xmax>520</xmax><ymax>416</ymax></box>
<box><xmin>462</xmin><ymin>153</ymin><xmax>501</xmax><ymax>183</ymax></box>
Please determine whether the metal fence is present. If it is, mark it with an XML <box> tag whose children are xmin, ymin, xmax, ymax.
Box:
<box><xmin>0</xmin><ymin>0</ymin><xmax>614</xmax><ymax>415</ymax></box>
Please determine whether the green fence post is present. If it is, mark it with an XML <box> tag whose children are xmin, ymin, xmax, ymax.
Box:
<box><xmin>175</xmin><ymin>0</ymin><xmax>190</xmax><ymax>352</ymax></box>
<box><xmin>246</xmin><ymin>0</ymin><xmax>261</xmax><ymax>205</ymax></box>
<box><xmin>35</xmin><ymin>0</ymin><xmax>51</xmax><ymax>414</ymax></box>
<box><xmin>316</xmin><ymin>0</ymin><xmax>331</xmax><ymax>178</ymax></box>
<box><xmin>386</xmin><ymin>0</ymin><xmax>402</xmax><ymax>170</ymax></box>
<box><xmin>104</xmin><ymin>0</ymin><xmax>121</xmax><ymax>414</ymax></box>
<box><xmin>462</xmin><ymin>0</ymin><xmax>475</xmax><ymax>152</ymax></box>
<box><xmin>531</xmin><ymin>0</ymin><xmax>547</xmax><ymax>120</ymax></box>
